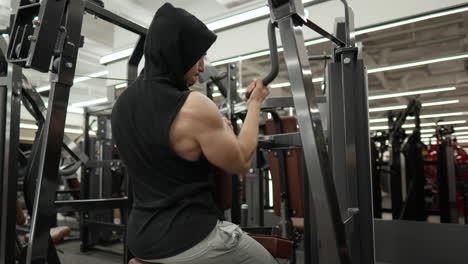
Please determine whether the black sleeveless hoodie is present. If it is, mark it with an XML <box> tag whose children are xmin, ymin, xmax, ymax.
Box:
<box><xmin>111</xmin><ymin>3</ymin><xmax>219</xmax><ymax>259</ymax></box>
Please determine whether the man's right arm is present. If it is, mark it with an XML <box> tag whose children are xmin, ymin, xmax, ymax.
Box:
<box><xmin>188</xmin><ymin>80</ymin><xmax>269</xmax><ymax>174</ymax></box>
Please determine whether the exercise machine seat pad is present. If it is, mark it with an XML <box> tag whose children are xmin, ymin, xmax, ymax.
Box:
<box><xmin>251</xmin><ymin>234</ymin><xmax>294</xmax><ymax>259</ymax></box>
<box><xmin>16</xmin><ymin>200</ymin><xmax>26</xmax><ymax>225</ymax></box>
<box><xmin>265</xmin><ymin>117</ymin><xmax>305</xmax><ymax>218</ymax></box>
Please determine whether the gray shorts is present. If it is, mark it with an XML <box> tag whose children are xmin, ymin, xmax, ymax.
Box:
<box><xmin>141</xmin><ymin>220</ymin><xmax>278</xmax><ymax>264</ymax></box>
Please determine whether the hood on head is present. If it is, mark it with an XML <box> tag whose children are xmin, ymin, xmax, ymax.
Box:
<box><xmin>143</xmin><ymin>3</ymin><xmax>217</xmax><ymax>90</ymax></box>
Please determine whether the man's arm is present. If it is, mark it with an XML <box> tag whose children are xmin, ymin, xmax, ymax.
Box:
<box><xmin>187</xmin><ymin>92</ymin><xmax>250</xmax><ymax>174</ymax></box>
<box><xmin>188</xmin><ymin>80</ymin><xmax>270</xmax><ymax>174</ymax></box>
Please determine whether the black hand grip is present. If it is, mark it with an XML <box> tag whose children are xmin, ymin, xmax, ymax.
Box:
<box><xmin>246</xmin><ymin>21</ymin><xmax>279</xmax><ymax>100</ymax></box>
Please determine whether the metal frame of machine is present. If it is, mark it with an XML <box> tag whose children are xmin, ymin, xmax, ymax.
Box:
<box><xmin>0</xmin><ymin>0</ymin><xmax>146</xmax><ymax>263</ymax></box>
<box><xmin>264</xmin><ymin>1</ymin><xmax>375</xmax><ymax>263</ymax></box>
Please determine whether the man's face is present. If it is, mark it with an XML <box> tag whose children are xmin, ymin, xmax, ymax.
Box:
<box><xmin>184</xmin><ymin>56</ymin><xmax>205</xmax><ymax>86</ymax></box>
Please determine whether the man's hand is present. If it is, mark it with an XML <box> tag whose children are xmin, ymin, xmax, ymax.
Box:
<box><xmin>222</xmin><ymin>117</ymin><xmax>233</xmax><ymax>131</ymax></box>
<box><xmin>246</xmin><ymin>78</ymin><xmax>271</xmax><ymax>105</ymax></box>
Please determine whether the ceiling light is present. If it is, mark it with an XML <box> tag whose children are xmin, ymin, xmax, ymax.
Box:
<box><xmin>370</xmin><ymin>120</ymin><xmax>466</xmax><ymax>130</ymax></box>
<box><xmin>455</xmin><ymin>135</ymin><xmax>468</xmax><ymax>140</ymax></box>
<box><xmin>369</xmin><ymin>112</ymin><xmax>465</xmax><ymax>123</ymax></box>
<box><xmin>67</xmin><ymin>107</ymin><xmax>85</xmax><ymax>114</ymax></box>
<box><xmin>370</xmin><ymin>125</ymin><xmax>389</xmax><ymax>130</ymax></box>
<box><xmin>355</xmin><ymin>6</ymin><xmax>468</xmax><ymax>35</ymax></box>
<box><xmin>36</xmin><ymin>71</ymin><xmax>109</xmax><ymax>92</ymax></box>
<box><xmin>368</xmin><ymin>87</ymin><xmax>456</xmax><ymax>100</ymax></box>
<box><xmin>64</xmin><ymin>128</ymin><xmax>84</xmax><ymax>134</ymax></box>
<box><xmin>453</xmin><ymin>132</ymin><xmax>468</xmax><ymax>136</ymax></box>
<box><xmin>423</xmin><ymin>100</ymin><xmax>460</xmax><ymax>107</ymax></box>
<box><xmin>71</xmin><ymin>98</ymin><xmax>108</xmax><ymax>108</ymax></box>
<box><xmin>370</xmin><ymin>118</ymin><xmax>388</xmax><ymax>123</ymax></box>
<box><xmin>268</xmin><ymin>77</ymin><xmax>324</xmax><ymax>89</ymax></box>
<box><xmin>305</xmin><ymin>38</ymin><xmax>328</xmax><ymax>46</ymax></box>
<box><xmin>20</xmin><ymin>123</ymin><xmax>38</xmax><ymax>130</ymax></box>
<box><xmin>369</xmin><ymin>100</ymin><xmax>459</xmax><ymax>113</ymax></box>
<box><xmin>421</xmin><ymin>134</ymin><xmax>434</xmax><ymax>138</ymax></box>
<box><xmin>368</xmin><ymin>53</ymin><xmax>468</xmax><ymax>74</ymax></box>
<box><xmin>420</xmin><ymin>120</ymin><xmax>466</xmax><ymax>127</ymax></box>
<box><xmin>421</xmin><ymin>129</ymin><xmax>435</xmax><ymax>133</ymax></box>
<box><xmin>455</xmin><ymin>126</ymin><xmax>468</xmax><ymax>131</ymax></box>
<box><xmin>115</xmin><ymin>83</ymin><xmax>128</xmax><ymax>89</ymax></box>
<box><xmin>207</xmin><ymin>6</ymin><xmax>269</xmax><ymax>31</ymax></box>
<box><xmin>19</xmin><ymin>123</ymin><xmax>92</xmax><ymax>135</ymax></box>
<box><xmin>100</xmin><ymin>48</ymin><xmax>134</xmax><ymax>65</ymax></box>
<box><xmin>42</xmin><ymin>102</ymin><xmax>84</xmax><ymax>114</ymax></box>
<box><xmin>456</xmin><ymin>139</ymin><xmax>468</xmax><ymax>144</ymax></box>
<box><xmin>212</xmin><ymin>50</ymin><xmax>272</xmax><ymax>66</ymax></box>
<box><xmin>417</xmin><ymin>112</ymin><xmax>464</xmax><ymax>119</ymax></box>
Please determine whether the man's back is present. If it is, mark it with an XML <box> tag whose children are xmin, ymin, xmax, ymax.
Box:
<box><xmin>112</xmin><ymin>79</ymin><xmax>220</xmax><ymax>260</ymax></box>
<box><xmin>110</xmin><ymin>3</ymin><xmax>221</xmax><ymax>260</ymax></box>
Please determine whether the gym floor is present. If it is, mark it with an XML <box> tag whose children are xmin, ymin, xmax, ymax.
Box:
<box><xmin>57</xmin><ymin>241</ymin><xmax>123</xmax><ymax>264</ymax></box>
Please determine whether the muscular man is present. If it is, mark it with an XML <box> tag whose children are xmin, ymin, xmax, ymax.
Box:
<box><xmin>111</xmin><ymin>3</ymin><xmax>275</xmax><ymax>264</ymax></box>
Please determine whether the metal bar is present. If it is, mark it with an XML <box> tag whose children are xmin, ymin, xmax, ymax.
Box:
<box><xmin>270</xmin><ymin>115</ymin><xmax>295</xmax><ymax>245</ymax></box>
<box><xmin>0</xmin><ymin>37</ymin><xmax>22</xmax><ymax>264</ymax></box>
<box><xmin>263</xmin><ymin>21</ymin><xmax>280</xmax><ymax>85</ymax></box>
<box><xmin>55</xmin><ymin>198</ymin><xmax>127</xmax><ymax>211</ymax></box>
<box><xmin>220</xmin><ymin>96</ymin><xmax>301</xmax><ymax>115</ymax></box>
<box><xmin>328</xmin><ymin>21</ymin><xmax>375</xmax><ymax>260</ymax></box>
<box><xmin>271</xmin><ymin>3</ymin><xmax>351</xmax><ymax>263</ymax></box>
<box><xmin>302</xmin><ymin>162</ymin><xmax>319</xmax><ymax>264</ymax></box>
<box><xmin>127</xmin><ymin>36</ymin><xmax>145</xmax><ymax>82</ymax></box>
<box><xmin>0</xmin><ymin>45</ymin><xmax>9</xmax><ymax>264</ymax></box>
<box><xmin>445</xmin><ymin>140</ymin><xmax>458</xmax><ymax>223</ymax></box>
<box><xmin>63</xmin><ymin>135</ymin><xmax>89</xmax><ymax>163</ymax></box>
<box><xmin>345</xmin><ymin>59</ymin><xmax>375</xmax><ymax>264</ymax></box>
<box><xmin>258</xmin><ymin>132</ymin><xmax>302</xmax><ymax>149</ymax></box>
<box><xmin>304</xmin><ymin>19</ymin><xmax>346</xmax><ymax>47</ymax></box>
<box><xmin>227</xmin><ymin>63</ymin><xmax>241</xmax><ymax>224</ymax></box>
<box><xmin>400</xmin><ymin>131</ymin><xmax>426</xmax><ymax>221</ymax></box>
<box><xmin>370</xmin><ymin>140</ymin><xmax>382</xmax><ymax>218</ymax></box>
<box><xmin>84</xmin><ymin>220</ymin><xmax>125</xmax><ymax>230</ymax></box>
<box><xmin>80</xmin><ymin>111</ymin><xmax>91</xmax><ymax>252</ymax></box>
<box><xmin>84</xmin><ymin>0</ymin><xmax>147</xmax><ymax>35</ymax></box>
<box><xmin>26</xmin><ymin>0</ymin><xmax>86</xmax><ymax>262</ymax></box>
<box><xmin>86</xmin><ymin>160</ymin><xmax>124</xmax><ymax>168</ymax></box>
<box><xmin>20</xmin><ymin>86</ymin><xmax>87</xmax><ymax>163</ymax></box>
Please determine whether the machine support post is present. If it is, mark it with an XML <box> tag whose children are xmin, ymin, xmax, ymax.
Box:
<box><xmin>273</xmin><ymin>11</ymin><xmax>351</xmax><ymax>264</ymax></box>
<box><xmin>26</xmin><ymin>0</ymin><xmax>86</xmax><ymax>262</ymax></box>
<box><xmin>0</xmin><ymin>37</ymin><xmax>22</xmax><ymax>264</ymax></box>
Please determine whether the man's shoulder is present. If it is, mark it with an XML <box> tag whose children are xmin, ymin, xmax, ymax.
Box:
<box><xmin>178</xmin><ymin>92</ymin><xmax>222</xmax><ymax>128</ymax></box>
<box><xmin>182</xmin><ymin>92</ymin><xmax>218</xmax><ymax>116</ymax></box>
